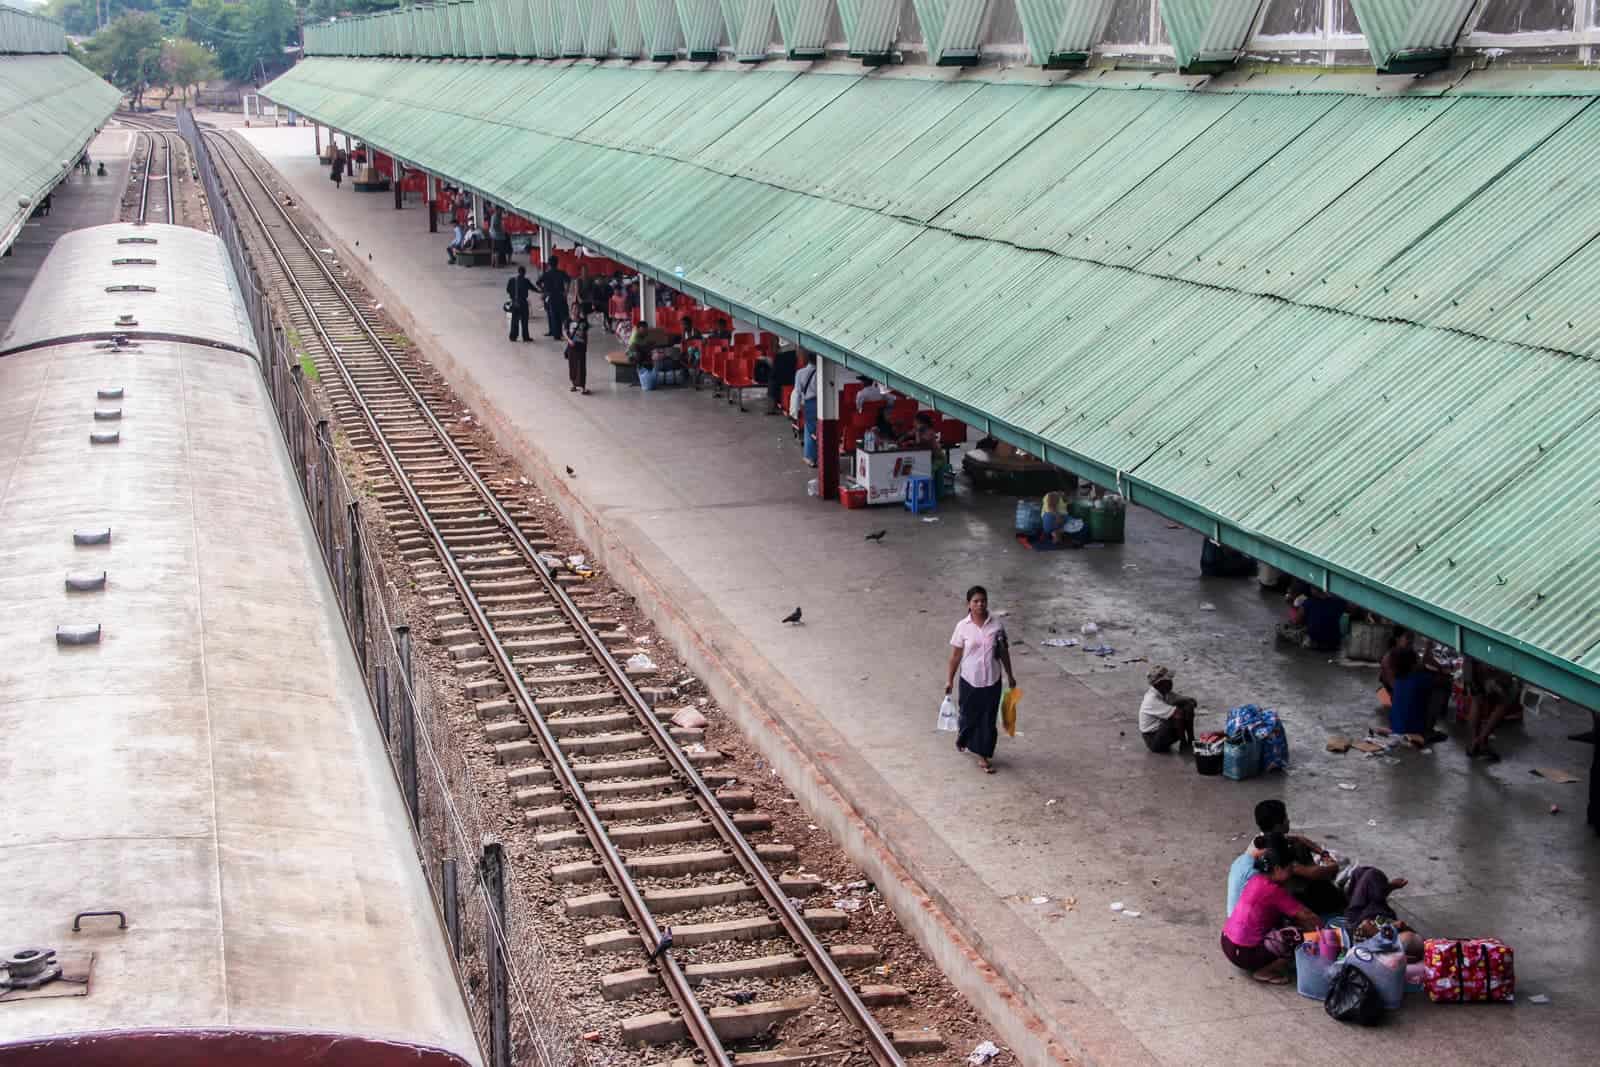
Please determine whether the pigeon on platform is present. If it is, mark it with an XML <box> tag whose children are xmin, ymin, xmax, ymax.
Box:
<box><xmin>647</xmin><ymin>926</ymin><xmax>673</xmax><ymax>962</ymax></box>
<box><xmin>781</xmin><ymin>607</ymin><xmax>803</xmax><ymax>625</ymax></box>
<box><xmin>864</xmin><ymin>530</ymin><xmax>886</xmax><ymax>542</ymax></box>
<box><xmin>565</xmin><ymin>466</ymin><xmax>576</xmax><ymax>478</ymax></box>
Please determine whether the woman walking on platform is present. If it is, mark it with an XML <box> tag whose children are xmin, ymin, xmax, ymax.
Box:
<box><xmin>944</xmin><ymin>585</ymin><xmax>1015</xmax><ymax>774</ymax></box>
<box><xmin>565</xmin><ymin>315</ymin><xmax>590</xmax><ymax>395</ymax></box>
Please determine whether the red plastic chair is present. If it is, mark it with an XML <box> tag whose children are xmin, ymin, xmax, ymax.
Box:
<box><xmin>840</xmin><ymin>382</ymin><xmax>863</xmax><ymax>411</ymax></box>
<box><xmin>939</xmin><ymin>416</ymin><xmax>967</xmax><ymax>447</ymax></box>
<box><xmin>723</xmin><ymin>351</ymin><xmax>757</xmax><ymax>410</ymax></box>
<box><xmin>757</xmin><ymin>332</ymin><xmax>779</xmax><ymax>357</ymax></box>
<box><xmin>732</xmin><ymin>332</ymin><xmax>755</xmax><ymax>349</ymax></box>
<box><xmin>702</xmin><ymin>341</ymin><xmax>725</xmax><ymax>387</ymax></box>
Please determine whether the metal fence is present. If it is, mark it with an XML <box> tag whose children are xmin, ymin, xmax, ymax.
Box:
<box><xmin>177</xmin><ymin>108</ymin><xmax>585</xmax><ymax>1067</ymax></box>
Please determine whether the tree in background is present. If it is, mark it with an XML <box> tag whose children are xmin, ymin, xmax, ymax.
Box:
<box><xmin>185</xmin><ymin>0</ymin><xmax>294</xmax><ymax>82</ymax></box>
<box><xmin>161</xmin><ymin>36</ymin><xmax>220</xmax><ymax>106</ymax></box>
<box><xmin>82</xmin><ymin>12</ymin><xmax>164</xmax><ymax>108</ymax></box>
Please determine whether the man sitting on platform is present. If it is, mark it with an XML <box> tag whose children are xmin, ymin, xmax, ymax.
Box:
<box><xmin>1139</xmin><ymin>666</ymin><xmax>1197</xmax><ymax>754</ymax></box>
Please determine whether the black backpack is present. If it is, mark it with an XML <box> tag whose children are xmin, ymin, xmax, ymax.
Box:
<box><xmin>1324</xmin><ymin>964</ymin><xmax>1385</xmax><ymax>1025</ymax></box>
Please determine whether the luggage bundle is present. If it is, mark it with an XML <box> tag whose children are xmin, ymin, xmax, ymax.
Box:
<box><xmin>1422</xmin><ymin>938</ymin><xmax>1516</xmax><ymax>1004</ymax></box>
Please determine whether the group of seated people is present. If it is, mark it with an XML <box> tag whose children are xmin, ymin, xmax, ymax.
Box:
<box><xmin>1222</xmin><ymin>800</ymin><xmax>1421</xmax><ymax>984</ymax></box>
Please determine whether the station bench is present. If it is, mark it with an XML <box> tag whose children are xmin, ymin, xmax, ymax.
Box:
<box><xmin>607</xmin><ymin>350</ymin><xmax>637</xmax><ymax>384</ymax></box>
<box><xmin>453</xmin><ymin>249</ymin><xmax>492</xmax><ymax>268</ymax></box>
<box><xmin>352</xmin><ymin>177</ymin><xmax>390</xmax><ymax>193</ymax></box>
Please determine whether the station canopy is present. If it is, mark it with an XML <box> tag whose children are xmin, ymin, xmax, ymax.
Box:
<box><xmin>264</xmin><ymin>56</ymin><xmax>1600</xmax><ymax>708</ymax></box>
<box><xmin>0</xmin><ymin>9</ymin><xmax>121</xmax><ymax>253</ymax></box>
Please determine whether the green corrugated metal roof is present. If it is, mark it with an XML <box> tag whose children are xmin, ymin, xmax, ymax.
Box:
<box><xmin>1350</xmin><ymin>0</ymin><xmax>1477</xmax><ymax>71</ymax></box>
<box><xmin>264</xmin><ymin>57</ymin><xmax>1600</xmax><ymax>706</ymax></box>
<box><xmin>0</xmin><ymin>54</ymin><xmax>120</xmax><ymax>253</ymax></box>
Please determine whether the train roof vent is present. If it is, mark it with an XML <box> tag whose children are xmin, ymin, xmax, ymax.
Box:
<box><xmin>56</xmin><ymin>623</ymin><xmax>102</xmax><ymax>646</ymax></box>
<box><xmin>110</xmin><ymin>257</ymin><xmax>156</xmax><ymax>266</ymax></box>
<box><xmin>0</xmin><ymin>947</ymin><xmax>96</xmax><ymax>1006</ymax></box>
<box><xmin>94</xmin><ymin>408</ymin><xmax>122</xmax><ymax>421</ymax></box>
<box><xmin>97</xmin><ymin>387</ymin><xmax>124</xmax><ymax>399</ymax></box>
<box><xmin>65</xmin><ymin>572</ymin><xmax>107</xmax><ymax>592</ymax></box>
<box><xmin>116</xmin><ymin>236</ymin><xmax>158</xmax><ymax>245</ymax></box>
<box><xmin>105</xmin><ymin>284</ymin><xmax>156</xmax><ymax>294</ymax></box>
<box><xmin>90</xmin><ymin>431</ymin><xmax>120</xmax><ymax>445</ymax></box>
<box><xmin>114</xmin><ymin>315</ymin><xmax>137</xmax><ymax>327</ymax></box>
<box><xmin>72</xmin><ymin>527</ymin><xmax>112</xmax><ymax>546</ymax></box>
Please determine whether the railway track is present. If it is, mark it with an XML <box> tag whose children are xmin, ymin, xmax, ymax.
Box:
<box><xmin>116</xmin><ymin>114</ymin><xmax>181</xmax><ymax>226</ymax></box>
<box><xmin>206</xmin><ymin>131</ymin><xmax>929</xmax><ymax>1065</ymax></box>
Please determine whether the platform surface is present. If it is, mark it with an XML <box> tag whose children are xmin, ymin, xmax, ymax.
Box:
<box><xmin>242</xmin><ymin>124</ymin><xmax>1599</xmax><ymax>1067</ymax></box>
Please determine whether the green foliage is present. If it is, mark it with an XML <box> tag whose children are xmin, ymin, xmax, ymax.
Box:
<box><xmin>161</xmin><ymin>36</ymin><xmax>219</xmax><ymax>104</ymax></box>
<box><xmin>184</xmin><ymin>0</ymin><xmax>295</xmax><ymax>82</ymax></box>
<box><xmin>82</xmin><ymin>12</ymin><xmax>164</xmax><ymax>107</ymax></box>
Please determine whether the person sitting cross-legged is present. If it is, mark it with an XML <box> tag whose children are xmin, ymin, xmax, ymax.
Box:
<box><xmin>1138</xmin><ymin>665</ymin><xmax>1196</xmax><ymax>754</ymax></box>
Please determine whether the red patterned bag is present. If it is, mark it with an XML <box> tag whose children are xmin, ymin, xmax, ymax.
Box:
<box><xmin>1423</xmin><ymin>938</ymin><xmax>1515</xmax><ymax>1003</ymax></box>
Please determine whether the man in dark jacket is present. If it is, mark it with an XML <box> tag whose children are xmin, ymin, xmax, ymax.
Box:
<box><xmin>506</xmin><ymin>266</ymin><xmax>535</xmax><ymax>342</ymax></box>
<box><xmin>537</xmin><ymin>258</ymin><xmax>571</xmax><ymax>340</ymax></box>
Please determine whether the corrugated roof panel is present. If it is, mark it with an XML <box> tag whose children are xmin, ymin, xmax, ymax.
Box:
<box><xmin>1160</xmin><ymin>95</ymin><xmax>1456</xmax><ymax>289</ymax></box>
<box><xmin>773</xmin><ymin>0</ymin><xmax>833</xmax><ymax>54</ymax></box>
<box><xmin>910</xmin><ymin>0</ymin><xmax>992</xmax><ymax>57</ymax></box>
<box><xmin>1352</xmin><ymin>0</ymin><xmax>1475</xmax><ymax>71</ymax></box>
<box><xmin>609</xmin><ymin>0</ymin><xmax>646</xmax><ymax>56</ymax></box>
<box><xmin>872</xmin><ymin>82</ymin><xmax>1076</xmax><ymax>222</ymax></box>
<box><xmin>1015</xmin><ymin>0</ymin><xmax>1118</xmax><ymax>62</ymax></box>
<box><xmin>262</xmin><ymin>57</ymin><xmax>1600</xmax><ymax>704</ymax></box>
<box><xmin>1158</xmin><ymin>0</ymin><xmax>1264</xmax><ymax>66</ymax></box>
<box><xmin>692</xmin><ymin>71</ymin><xmax>856</xmax><ymax>175</ymax></box>
<box><xmin>582</xmin><ymin>0</ymin><xmax>613</xmax><ymax>54</ymax></box>
<box><xmin>639</xmin><ymin>0</ymin><xmax>684</xmax><ymax>56</ymax></box>
<box><xmin>743</xmin><ymin>77</ymin><xmax>966</xmax><ymax>209</ymax></box>
<box><xmin>0</xmin><ymin>54</ymin><xmax>120</xmax><ymax>253</ymax></box>
<box><xmin>1085</xmin><ymin>92</ymin><xmax>1339</xmax><ymax>269</ymax></box>
<box><xmin>727</xmin><ymin>0</ymin><xmax>777</xmax><ymax>57</ymax></box>
<box><xmin>559</xmin><ymin>0</ymin><xmax>585</xmax><ymax>53</ymax></box>
<box><xmin>967</xmin><ymin>90</ymin><xmax>1242</xmax><ymax>253</ymax></box>
<box><xmin>838</xmin><ymin>0</ymin><xmax>900</xmax><ymax>54</ymax></box>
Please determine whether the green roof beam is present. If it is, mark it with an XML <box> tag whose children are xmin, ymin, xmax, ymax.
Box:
<box><xmin>774</xmin><ymin>0</ymin><xmax>831</xmax><ymax>58</ymax></box>
<box><xmin>1158</xmin><ymin>0</ymin><xmax>1267</xmax><ymax>71</ymax></box>
<box><xmin>724</xmin><ymin>0</ymin><xmax>777</xmax><ymax>60</ymax></box>
<box><xmin>837</xmin><ymin>0</ymin><xmax>899</xmax><ymax>58</ymax></box>
<box><xmin>639</xmin><ymin>0</ymin><xmax>685</xmax><ymax>59</ymax></box>
<box><xmin>677</xmin><ymin>0</ymin><xmax>725</xmax><ymax>58</ymax></box>
<box><xmin>910</xmin><ymin>0</ymin><xmax>992</xmax><ymax>65</ymax></box>
<box><xmin>582</xmin><ymin>0</ymin><xmax>614</xmax><ymax>55</ymax></box>
<box><xmin>1351</xmin><ymin>0</ymin><xmax>1476</xmax><ymax>74</ymax></box>
<box><xmin>1013</xmin><ymin>0</ymin><xmax>1116</xmax><ymax>67</ymax></box>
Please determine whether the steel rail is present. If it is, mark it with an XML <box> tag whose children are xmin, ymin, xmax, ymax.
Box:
<box><xmin>206</xmin><ymin>134</ymin><xmax>745</xmax><ymax>1065</ymax></box>
<box><xmin>136</xmin><ymin>132</ymin><xmax>152</xmax><ymax>224</ymax></box>
<box><xmin>163</xmin><ymin>134</ymin><xmax>175</xmax><ymax>224</ymax></box>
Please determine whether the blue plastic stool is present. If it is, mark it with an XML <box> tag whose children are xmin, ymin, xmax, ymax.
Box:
<box><xmin>903</xmin><ymin>475</ymin><xmax>936</xmax><ymax>514</ymax></box>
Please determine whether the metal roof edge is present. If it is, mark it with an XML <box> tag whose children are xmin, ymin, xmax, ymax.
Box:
<box><xmin>291</xmin><ymin>51</ymin><xmax>1600</xmax><ymax>99</ymax></box>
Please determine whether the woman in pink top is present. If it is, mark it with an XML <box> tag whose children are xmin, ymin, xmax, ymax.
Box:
<box><xmin>944</xmin><ymin>586</ymin><xmax>1016</xmax><ymax>774</ymax></box>
<box><xmin>1220</xmin><ymin>833</ymin><xmax>1319</xmax><ymax>983</ymax></box>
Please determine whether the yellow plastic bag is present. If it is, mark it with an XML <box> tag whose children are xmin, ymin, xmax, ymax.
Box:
<box><xmin>1001</xmin><ymin>687</ymin><xmax>1022</xmax><ymax>738</ymax></box>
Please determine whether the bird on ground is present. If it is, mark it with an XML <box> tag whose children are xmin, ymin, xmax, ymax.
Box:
<box><xmin>565</xmin><ymin>465</ymin><xmax>576</xmax><ymax>478</ymax></box>
<box><xmin>781</xmin><ymin>607</ymin><xmax>803</xmax><ymax>625</ymax></box>
<box><xmin>864</xmin><ymin>530</ymin><xmax>886</xmax><ymax>542</ymax></box>
<box><xmin>647</xmin><ymin>926</ymin><xmax>673</xmax><ymax>962</ymax></box>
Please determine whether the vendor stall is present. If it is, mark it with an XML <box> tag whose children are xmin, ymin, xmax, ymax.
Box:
<box><xmin>854</xmin><ymin>447</ymin><xmax>933</xmax><ymax>505</ymax></box>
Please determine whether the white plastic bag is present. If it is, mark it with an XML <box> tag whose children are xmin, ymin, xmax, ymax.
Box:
<box><xmin>936</xmin><ymin>694</ymin><xmax>959</xmax><ymax>733</ymax></box>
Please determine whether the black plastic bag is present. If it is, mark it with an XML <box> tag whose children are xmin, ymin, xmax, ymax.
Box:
<box><xmin>1324</xmin><ymin>964</ymin><xmax>1385</xmax><ymax>1025</ymax></box>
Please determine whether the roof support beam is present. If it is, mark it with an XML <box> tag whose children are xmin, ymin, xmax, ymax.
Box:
<box><xmin>560</xmin><ymin>1</ymin><xmax>586</xmax><ymax>55</ymax></box>
<box><xmin>582</xmin><ymin>0</ymin><xmax>614</xmax><ymax>55</ymax></box>
<box><xmin>610</xmin><ymin>0</ymin><xmax>647</xmax><ymax>57</ymax></box>
<box><xmin>529</xmin><ymin>0</ymin><xmax>560</xmax><ymax>57</ymax></box>
<box><xmin>1013</xmin><ymin>0</ymin><xmax>1117</xmax><ymax>67</ymax></box>
<box><xmin>1351</xmin><ymin>0</ymin><xmax>1476</xmax><ymax>73</ymax></box>
<box><xmin>676</xmin><ymin>0</ymin><xmax>725</xmax><ymax>59</ymax></box>
<box><xmin>723</xmin><ymin>0</ymin><xmax>777</xmax><ymax>60</ymax></box>
<box><xmin>773</xmin><ymin>0</ymin><xmax>832</xmax><ymax>59</ymax></box>
<box><xmin>909</xmin><ymin>0</ymin><xmax>993</xmax><ymax>65</ymax></box>
<box><xmin>1157</xmin><ymin>0</ymin><xmax>1267</xmax><ymax>71</ymax></box>
<box><xmin>639</xmin><ymin>0</ymin><xmax>685</xmax><ymax>59</ymax></box>
<box><xmin>837</xmin><ymin>0</ymin><xmax>900</xmax><ymax>59</ymax></box>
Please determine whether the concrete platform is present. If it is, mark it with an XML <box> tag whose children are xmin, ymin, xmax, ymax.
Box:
<box><xmin>0</xmin><ymin>128</ymin><xmax>135</xmax><ymax>328</ymax></box>
<box><xmin>241</xmin><ymin>125</ymin><xmax>1599</xmax><ymax>1067</ymax></box>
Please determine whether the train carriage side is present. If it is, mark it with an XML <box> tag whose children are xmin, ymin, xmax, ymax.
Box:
<box><xmin>0</xmin><ymin>224</ymin><xmax>481</xmax><ymax>1067</ymax></box>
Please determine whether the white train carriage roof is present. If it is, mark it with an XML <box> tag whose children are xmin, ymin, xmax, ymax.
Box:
<box><xmin>0</xmin><ymin>223</ymin><xmax>258</xmax><ymax>359</ymax></box>
<box><xmin>0</xmin><ymin>250</ymin><xmax>479</xmax><ymax>1064</ymax></box>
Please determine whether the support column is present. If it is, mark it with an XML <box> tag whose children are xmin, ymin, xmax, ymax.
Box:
<box><xmin>639</xmin><ymin>275</ymin><xmax>657</xmax><ymax>327</ymax></box>
<box><xmin>537</xmin><ymin>227</ymin><xmax>552</xmax><ymax>268</ymax></box>
<box><xmin>816</xmin><ymin>354</ymin><xmax>840</xmax><ymax>501</ymax></box>
<box><xmin>425</xmin><ymin>173</ymin><xmax>437</xmax><ymax>233</ymax></box>
<box><xmin>393</xmin><ymin>164</ymin><xmax>403</xmax><ymax>210</ymax></box>
<box><xmin>313</xmin><ymin>122</ymin><xmax>322</xmax><ymax>157</ymax></box>
<box><xmin>471</xmin><ymin>192</ymin><xmax>482</xmax><ymax>226</ymax></box>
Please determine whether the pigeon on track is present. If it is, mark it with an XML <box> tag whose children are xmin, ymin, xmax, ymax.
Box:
<box><xmin>565</xmin><ymin>465</ymin><xmax>576</xmax><ymax>478</ymax></box>
<box><xmin>864</xmin><ymin>530</ymin><xmax>886</xmax><ymax>542</ymax></box>
<box><xmin>781</xmin><ymin>607</ymin><xmax>803</xmax><ymax>625</ymax></box>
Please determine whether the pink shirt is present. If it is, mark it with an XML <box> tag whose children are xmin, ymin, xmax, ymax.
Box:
<box><xmin>1222</xmin><ymin>876</ymin><xmax>1301</xmax><ymax>947</ymax></box>
<box><xmin>950</xmin><ymin>614</ymin><xmax>1006</xmax><ymax>689</ymax></box>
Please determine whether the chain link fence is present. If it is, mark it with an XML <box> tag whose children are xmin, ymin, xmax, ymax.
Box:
<box><xmin>178</xmin><ymin>108</ymin><xmax>585</xmax><ymax>1067</ymax></box>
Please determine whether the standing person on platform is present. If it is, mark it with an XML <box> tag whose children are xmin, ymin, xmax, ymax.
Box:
<box><xmin>793</xmin><ymin>358</ymin><xmax>819</xmax><ymax>467</ymax></box>
<box><xmin>564</xmin><ymin>316</ymin><xmax>591</xmax><ymax>395</ymax></box>
<box><xmin>330</xmin><ymin>147</ymin><xmax>346</xmax><ymax>190</ymax></box>
<box><xmin>537</xmin><ymin>256</ymin><xmax>572</xmax><ymax>340</ymax></box>
<box><xmin>505</xmin><ymin>266</ymin><xmax>535</xmax><ymax>343</ymax></box>
<box><xmin>488</xmin><ymin>207</ymin><xmax>509</xmax><ymax>268</ymax></box>
<box><xmin>944</xmin><ymin>585</ymin><xmax>1017</xmax><ymax>775</ymax></box>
